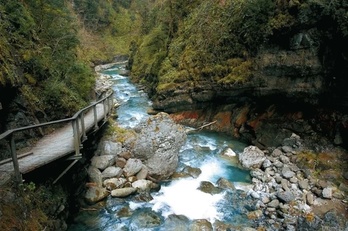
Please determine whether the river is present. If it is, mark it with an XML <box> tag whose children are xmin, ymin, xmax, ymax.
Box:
<box><xmin>68</xmin><ymin>65</ymin><xmax>253</xmax><ymax>230</ymax></box>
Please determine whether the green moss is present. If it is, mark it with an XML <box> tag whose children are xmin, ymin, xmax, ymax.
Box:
<box><xmin>294</xmin><ymin>150</ymin><xmax>318</xmax><ymax>170</ymax></box>
<box><xmin>157</xmin><ymin>82</ymin><xmax>179</xmax><ymax>93</ymax></box>
<box><xmin>0</xmin><ymin>183</ymin><xmax>66</xmax><ymax>231</ymax></box>
<box><xmin>217</xmin><ymin>59</ymin><xmax>253</xmax><ymax>84</ymax></box>
<box><xmin>106</xmin><ymin>120</ymin><xmax>136</xmax><ymax>144</ymax></box>
<box><xmin>20</xmin><ymin>85</ymin><xmax>44</xmax><ymax>111</ymax></box>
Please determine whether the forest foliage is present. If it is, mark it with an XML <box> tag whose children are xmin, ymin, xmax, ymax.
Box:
<box><xmin>0</xmin><ymin>0</ymin><xmax>347</xmax><ymax>118</ymax></box>
<box><xmin>0</xmin><ymin>0</ymin><xmax>138</xmax><ymax>119</ymax></box>
<box><xmin>128</xmin><ymin>0</ymin><xmax>348</xmax><ymax>95</ymax></box>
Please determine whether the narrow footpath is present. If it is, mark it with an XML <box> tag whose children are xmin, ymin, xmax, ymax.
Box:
<box><xmin>0</xmin><ymin>103</ymin><xmax>108</xmax><ymax>185</ymax></box>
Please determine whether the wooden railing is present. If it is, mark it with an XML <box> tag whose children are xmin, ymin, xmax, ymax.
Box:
<box><xmin>0</xmin><ymin>90</ymin><xmax>114</xmax><ymax>183</ymax></box>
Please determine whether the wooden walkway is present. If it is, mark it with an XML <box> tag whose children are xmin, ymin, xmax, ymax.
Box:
<box><xmin>0</xmin><ymin>91</ymin><xmax>114</xmax><ymax>185</ymax></box>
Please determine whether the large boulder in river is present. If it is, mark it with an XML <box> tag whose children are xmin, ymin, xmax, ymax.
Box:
<box><xmin>132</xmin><ymin>112</ymin><xmax>187</xmax><ymax>180</ymax></box>
<box><xmin>238</xmin><ymin>146</ymin><xmax>266</xmax><ymax>169</ymax></box>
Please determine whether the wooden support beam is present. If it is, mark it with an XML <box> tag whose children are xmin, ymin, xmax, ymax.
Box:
<box><xmin>9</xmin><ymin>135</ymin><xmax>22</xmax><ymax>184</ymax></box>
<box><xmin>53</xmin><ymin>159</ymin><xmax>79</xmax><ymax>184</ymax></box>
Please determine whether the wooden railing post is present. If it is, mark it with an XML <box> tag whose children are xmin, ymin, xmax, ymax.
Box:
<box><xmin>93</xmin><ymin>105</ymin><xmax>98</xmax><ymax>130</ymax></box>
<box><xmin>72</xmin><ymin>120</ymin><xmax>80</xmax><ymax>156</ymax></box>
<box><xmin>80</xmin><ymin>113</ymin><xmax>87</xmax><ymax>142</ymax></box>
<box><xmin>103</xmin><ymin>99</ymin><xmax>107</xmax><ymax>122</ymax></box>
<box><xmin>8</xmin><ymin>134</ymin><xmax>22</xmax><ymax>184</ymax></box>
<box><xmin>108</xmin><ymin>95</ymin><xmax>113</xmax><ymax>116</ymax></box>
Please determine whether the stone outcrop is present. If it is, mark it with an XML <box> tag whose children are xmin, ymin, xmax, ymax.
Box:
<box><xmin>132</xmin><ymin>112</ymin><xmax>187</xmax><ymax>180</ymax></box>
<box><xmin>85</xmin><ymin>112</ymin><xmax>186</xmax><ymax>203</ymax></box>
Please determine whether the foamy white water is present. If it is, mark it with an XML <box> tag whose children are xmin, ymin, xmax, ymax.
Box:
<box><xmin>152</xmin><ymin>179</ymin><xmax>224</xmax><ymax>221</ymax></box>
<box><xmin>151</xmin><ymin>159</ymin><xmax>227</xmax><ymax>222</ymax></box>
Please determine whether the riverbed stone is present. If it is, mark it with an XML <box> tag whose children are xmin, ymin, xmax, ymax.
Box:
<box><xmin>136</xmin><ymin>165</ymin><xmax>149</xmax><ymax>180</ymax></box>
<box><xmin>190</xmin><ymin>219</ymin><xmax>213</xmax><ymax>231</ymax></box>
<box><xmin>338</xmin><ymin>183</ymin><xmax>348</xmax><ymax>192</ymax></box>
<box><xmin>242</xmin><ymin>228</ymin><xmax>258</xmax><ymax>231</ymax></box>
<box><xmin>281</xmin><ymin>166</ymin><xmax>295</xmax><ymax>179</ymax></box>
<box><xmin>251</xmin><ymin>169</ymin><xmax>267</xmax><ymax>182</ymax></box>
<box><xmin>132</xmin><ymin>179</ymin><xmax>153</xmax><ymax>191</ymax></box>
<box><xmin>118</xmin><ymin>151</ymin><xmax>131</xmax><ymax>160</ymax></box>
<box><xmin>273</xmin><ymin>160</ymin><xmax>283</xmax><ymax>168</ymax></box>
<box><xmin>272</xmin><ymin>148</ymin><xmax>282</xmax><ymax>157</ymax></box>
<box><xmin>220</xmin><ymin>148</ymin><xmax>240</xmax><ymax>165</ymax></box>
<box><xmin>322</xmin><ymin>187</ymin><xmax>332</xmax><ymax>199</ymax></box>
<box><xmin>279</xmin><ymin>155</ymin><xmax>290</xmax><ymax>164</ymax></box>
<box><xmin>239</xmin><ymin>146</ymin><xmax>266</xmax><ymax>169</ymax></box>
<box><xmin>198</xmin><ymin>181</ymin><xmax>223</xmax><ymax>195</ymax></box>
<box><xmin>123</xmin><ymin>158</ymin><xmax>143</xmax><ymax>177</ymax></box>
<box><xmin>101</xmin><ymin>166</ymin><xmax>123</xmax><ymax>179</ymax></box>
<box><xmin>115</xmin><ymin>206</ymin><xmax>133</xmax><ymax>218</ymax></box>
<box><xmin>216</xmin><ymin>178</ymin><xmax>236</xmax><ymax>190</ymax></box>
<box><xmin>250</xmin><ymin>190</ymin><xmax>260</xmax><ymax>199</ymax></box>
<box><xmin>299</xmin><ymin>179</ymin><xmax>309</xmax><ymax>190</ymax></box>
<box><xmin>262</xmin><ymin>196</ymin><xmax>271</xmax><ymax>204</ymax></box>
<box><xmin>163</xmin><ymin>214</ymin><xmax>190</xmax><ymax>231</ymax></box>
<box><xmin>132</xmin><ymin>112</ymin><xmax>187</xmax><ymax>180</ymax></box>
<box><xmin>91</xmin><ymin>155</ymin><xmax>116</xmax><ymax>170</ymax></box>
<box><xmin>111</xmin><ymin>187</ymin><xmax>137</xmax><ymax>197</ymax></box>
<box><xmin>297</xmin><ymin>214</ymin><xmax>323</xmax><ymax>230</ymax></box>
<box><xmin>281</xmin><ymin>146</ymin><xmax>293</xmax><ymax>153</ymax></box>
<box><xmin>277</xmin><ymin>191</ymin><xmax>295</xmax><ymax>203</ymax></box>
<box><xmin>312</xmin><ymin>187</ymin><xmax>323</xmax><ymax>197</ymax></box>
<box><xmin>247</xmin><ymin>209</ymin><xmax>263</xmax><ymax>220</ymax></box>
<box><xmin>268</xmin><ymin>199</ymin><xmax>280</xmax><ymax>208</ymax></box>
<box><xmin>221</xmin><ymin>147</ymin><xmax>237</xmax><ymax>157</ymax></box>
<box><xmin>115</xmin><ymin>157</ymin><xmax>127</xmax><ymax>168</ymax></box>
<box><xmin>85</xmin><ymin>186</ymin><xmax>109</xmax><ymax>204</ymax></box>
<box><xmin>87</xmin><ymin>166</ymin><xmax>103</xmax><ymax>186</ymax></box>
<box><xmin>99</xmin><ymin>140</ymin><xmax>123</xmax><ymax>156</ymax></box>
<box><xmin>281</xmin><ymin>179</ymin><xmax>290</xmax><ymax>191</ymax></box>
<box><xmin>183</xmin><ymin>165</ymin><xmax>202</xmax><ymax>178</ymax></box>
<box><xmin>103</xmin><ymin>178</ymin><xmax>127</xmax><ymax>190</ymax></box>
<box><xmin>262</xmin><ymin>159</ymin><xmax>272</xmax><ymax>169</ymax></box>
<box><xmin>133</xmin><ymin>191</ymin><xmax>154</xmax><ymax>202</ymax></box>
<box><xmin>289</xmin><ymin>177</ymin><xmax>298</xmax><ymax>183</ymax></box>
<box><xmin>129</xmin><ymin>209</ymin><xmax>163</xmax><ymax>230</ymax></box>
<box><xmin>306</xmin><ymin>192</ymin><xmax>315</xmax><ymax>205</ymax></box>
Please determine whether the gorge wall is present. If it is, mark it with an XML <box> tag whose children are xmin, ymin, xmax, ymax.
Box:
<box><xmin>126</xmin><ymin>0</ymin><xmax>348</xmax><ymax>149</ymax></box>
<box><xmin>149</xmin><ymin>32</ymin><xmax>348</xmax><ymax>149</ymax></box>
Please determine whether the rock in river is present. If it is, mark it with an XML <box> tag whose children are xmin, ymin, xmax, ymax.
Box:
<box><xmin>239</xmin><ymin>146</ymin><xmax>266</xmax><ymax>169</ymax></box>
<box><xmin>132</xmin><ymin>112</ymin><xmax>187</xmax><ymax>180</ymax></box>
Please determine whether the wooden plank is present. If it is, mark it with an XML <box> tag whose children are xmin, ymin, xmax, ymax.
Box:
<box><xmin>0</xmin><ymin>152</ymin><xmax>33</xmax><ymax>165</ymax></box>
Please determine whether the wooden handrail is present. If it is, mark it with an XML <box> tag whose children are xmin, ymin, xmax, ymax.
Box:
<box><xmin>0</xmin><ymin>89</ymin><xmax>114</xmax><ymax>183</ymax></box>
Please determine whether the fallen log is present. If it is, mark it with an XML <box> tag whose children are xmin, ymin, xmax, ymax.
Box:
<box><xmin>186</xmin><ymin>120</ymin><xmax>217</xmax><ymax>134</ymax></box>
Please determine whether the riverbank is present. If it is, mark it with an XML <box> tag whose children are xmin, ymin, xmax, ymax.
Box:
<box><xmin>70</xmin><ymin>64</ymin><xmax>348</xmax><ymax>230</ymax></box>
<box><xmin>237</xmin><ymin>134</ymin><xmax>348</xmax><ymax>230</ymax></box>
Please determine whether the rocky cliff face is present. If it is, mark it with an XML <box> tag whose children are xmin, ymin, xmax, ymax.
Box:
<box><xmin>150</xmin><ymin>31</ymin><xmax>348</xmax><ymax>148</ymax></box>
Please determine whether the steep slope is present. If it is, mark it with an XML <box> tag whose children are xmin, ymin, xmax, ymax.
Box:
<box><xmin>129</xmin><ymin>0</ymin><xmax>348</xmax><ymax>147</ymax></box>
